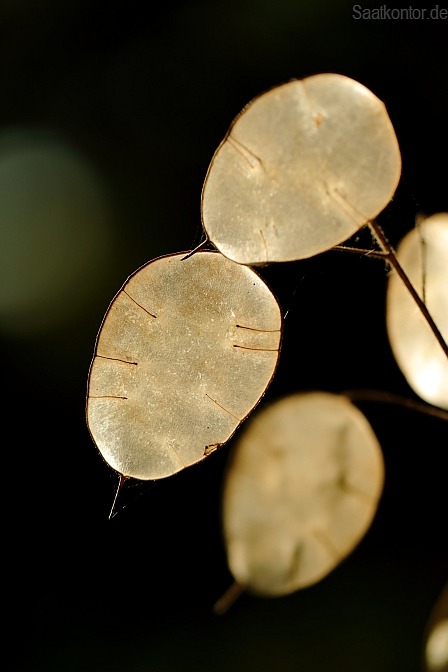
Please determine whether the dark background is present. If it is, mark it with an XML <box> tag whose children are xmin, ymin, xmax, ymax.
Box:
<box><xmin>2</xmin><ymin>1</ymin><xmax>447</xmax><ymax>671</ymax></box>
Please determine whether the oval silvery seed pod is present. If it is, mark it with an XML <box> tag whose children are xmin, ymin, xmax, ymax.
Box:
<box><xmin>386</xmin><ymin>213</ymin><xmax>448</xmax><ymax>410</ymax></box>
<box><xmin>86</xmin><ymin>251</ymin><xmax>282</xmax><ymax>481</ymax></box>
<box><xmin>222</xmin><ymin>392</ymin><xmax>384</xmax><ymax>597</ymax></box>
<box><xmin>201</xmin><ymin>73</ymin><xmax>401</xmax><ymax>265</ymax></box>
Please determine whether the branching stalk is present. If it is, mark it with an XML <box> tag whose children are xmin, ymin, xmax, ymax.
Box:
<box><xmin>335</xmin><ymin>220</ymin><xmax>448</xmax><ymax>360</ymax></box>
<box><xmin>368</xmin><ymin>219</ymin><xmax>448</xmax><ymax>359</ymax></box>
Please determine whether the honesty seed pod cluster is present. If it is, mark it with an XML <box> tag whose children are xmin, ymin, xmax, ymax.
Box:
<box><xmin>86</xmin><ymin>73</ymin><xmax>447</xmax><ymax>622</ymax></box>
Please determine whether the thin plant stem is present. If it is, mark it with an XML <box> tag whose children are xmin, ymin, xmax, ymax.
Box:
<box><xmin>109</xmin><ymin>473</ymin><xmax>128</xmax><ymax>520</ymax></box>
<box><xmin>333</xmin><ymin>244</ymin><xmax>388</xmax><ymax>260</ymax></box>
<box><xmin>181</xmin><ymin>238</ymin><xmax>211</xmax><ymax>261</ymax></box>
<box><xmin>335</xmin><ymin>219</ymin><xmax>448</xmax><ymax>360</ymax></box>
<box><xmin>344</xmin><ymin>388</ymin><xmax>448</xmax><ymax>422</ymax></box>
<box><xmin>213</xmin><ymin>581</ymin><xmax>245</xmax><ymax>615</ymax></box>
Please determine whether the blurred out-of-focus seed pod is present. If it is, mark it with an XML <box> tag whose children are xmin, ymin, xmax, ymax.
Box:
<box><xmin>222</xmin><ymin>391</ymin><xmax>384</xmax><ymax>597</ymax></box>
<box><xmin>386</xmin><ymin>213</ymin><xmax>448</xmax><ymax>410</ymax></box>
<box><xmin>87</xmin><ymin>250</ymin><xmax>282</xmax><ymax>481</ymax></box>
<box><xmin>201</xmin><ymin>73</ymin><xmax>401</xmax><ymax>265</ymax></box>
<box><xmin>424</xmin><ymin>584</ymin><xmax>448</xmax><ymax>671</ymax></box>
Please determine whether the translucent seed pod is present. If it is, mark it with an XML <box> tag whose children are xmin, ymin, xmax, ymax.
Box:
<box><xmin>86</xmin><ymin>251</ymin><xmax>282</xmax><ymax>481</ymax></box>
<box><xmin>222</xmin><ymin>392</ymin><xmax>384</xmax><ymax>597</ymax></box>
<box><xmin>202</xmin><ymin>73</ymin><xmax>401</xmax><ymax>265</ymax></box>
<box><xmin>423</xmin><ymin>584</ymin><xmax>448</xmax><ymax>672</ymax></box>
<box><xmin>386</xmin><ymin>213</ymin><xmax>448</xmax><ymax>410</ymax></box>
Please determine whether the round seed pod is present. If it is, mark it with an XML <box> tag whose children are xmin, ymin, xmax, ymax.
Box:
<box><xmin>222</xmin><ymin>392</ymin><xmax>384</xmax><ymax>597</ymax></box>
<box><xmin>202</xmin><ymin>73</ymin><xmax>401</xmax><ymax>265</ymax></box>
<box><xmin>386</xmin><ymin>213</ymin><xmax>448</xmax><ymax>410</ymax></box>
<box><xmin>86</xmin><ymin>251</ymin><xmax>282</xmax><ymax>481</ymax></box>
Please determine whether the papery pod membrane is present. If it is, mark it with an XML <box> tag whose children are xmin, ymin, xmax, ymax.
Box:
<box><xmin>86</xmin><ymin>251</ymin><xmax>282</xmax><ymax>481</ymax></box>
<box><xmin>202</xmin><ymin>73</ymin><xmax>401</xmax><ymax>265</ymax></box>
<box><xmin>222</xmin><ymin>392</ymin><xmax>384</xmax><ymax>596</ymax></box>
<box><xmin>386</xmin><ymin>213</ymin><xmax>448</xmax><ymax>410</ymax></box>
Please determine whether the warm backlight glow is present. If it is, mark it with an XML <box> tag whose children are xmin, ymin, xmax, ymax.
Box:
<box><xmin>222</xmin><ymin>392</ymin><xmax>384</xmax><ymax>596</ymax></box>
<box><xmin>87</xmin><ymin>251</ymin><xmax>281</xmax><ymax>480</ymax></box>
<box><xmin>202</xmin><ymin>73</ymin><xmax>401</xmax><ymax>265</ymax></box>
<box><xmin>424</xmin><ymin>584</ymin><xmax>448</xmax><ymax>672</ymax></box>
<box><xmin>426</xmin><ymin>619</ymin><xmax>448</xmax><ymax>670</ymax></box>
